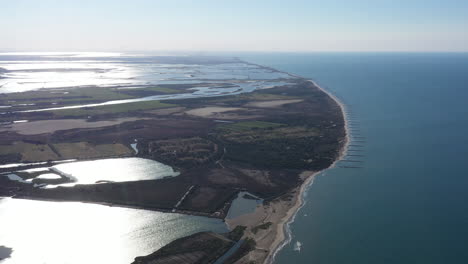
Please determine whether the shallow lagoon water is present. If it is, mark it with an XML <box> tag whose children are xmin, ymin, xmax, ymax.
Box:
<box><xmin>1</xmin><ymin>158</ymin><xmax>179</xmax><ymax>187</ymax></box>
<box><xmin>50</xmin><ymin>157</ymin><xmax>179</xmax><ymax>185</ymax></box>
<box><xmin>0</xmin><ymin>198</ymin><xmax>227</xmax><ymax>264</ymax></box>
<box><xmin>226</xmin><ymin>191</ymin><xmax>263</xmax><ymax>219</ymax></box>
<box><xmin>0</xmin><ymin>53</ymin><xmax>292</xmax><ymax>93</ymax></box>
<box><xmin>18</xmin><ymin>79</ymin><xmax>294</xmax><ymax>113</ymax></box>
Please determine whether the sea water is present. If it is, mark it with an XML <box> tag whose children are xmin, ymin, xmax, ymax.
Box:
<box><xmin>238</xmin><ymin>52</ymin><xmax>468</xmax><ymax>264</ymax></box>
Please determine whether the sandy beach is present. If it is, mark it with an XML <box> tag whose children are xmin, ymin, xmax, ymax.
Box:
<box><xmin>226</xmin><ymin>80</ymin><xmax>350</xmax><ymax>264</ymax></box>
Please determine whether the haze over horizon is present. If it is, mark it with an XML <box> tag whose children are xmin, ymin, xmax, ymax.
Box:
<box><xmin>1</xmin><ymin>0</ymin><xmax>468</xmax><ymax>52</ymax></box>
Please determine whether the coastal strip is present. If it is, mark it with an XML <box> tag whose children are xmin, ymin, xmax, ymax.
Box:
<box><xmin>267</xmin><ymin>80</ymin><xmax>350</xmax><ymax>263</ymax></box>
<box><xmin>226</xmin><ymin>79</ymin><xmax>350</xmax><ymax>264</ymax></box>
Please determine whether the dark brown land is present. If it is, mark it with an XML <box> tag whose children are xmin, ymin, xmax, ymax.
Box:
<box><xmin>0</xmin><ymin>80</ymin><xmax>344</xmax><ymax>218</ymax></box>
<box><xmin>132</xmin><ymin>226</ymin><xmax>248</xmax><ymax>264</ymax></box>
<box><xmin>0</xmin><ymin>72</ymin><xmax>345</xmax><ymax>263</ymax></box>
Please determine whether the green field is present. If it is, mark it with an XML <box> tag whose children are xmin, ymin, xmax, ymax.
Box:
<box><xmin>0</xmin><ymin>142</ymin><xmax>59</xmax><ymax>161</ymax></box>
<box><xmin>52</xmin><ymin>142</ymin><xmax>133</xmax><ymax>159</ymax></box>
<box><xmin>0</xmin><ymin>87</ymin><xmax>134</xmax><ymax>104</ymax></box>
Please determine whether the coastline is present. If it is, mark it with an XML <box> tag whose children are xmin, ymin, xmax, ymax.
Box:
<box><xmin>269</xmin><ymin>79</ymin><xmax>351</xmax><ymax>263</ymax></box>
<box><xmin>226</xmin><ymin>79</ymin><xmax>350</xmax><ymax>264</ymax></box>
<box><xmin>1</xmin><ymin>57</ymin><xmax>349</xmax><ymax>264</ymax></box>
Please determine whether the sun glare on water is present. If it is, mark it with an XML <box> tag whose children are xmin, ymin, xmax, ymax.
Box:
<box><xmin>0</xmin><ymin>198</ymin><xmax>226</xmax><ymax>264</ymax></box>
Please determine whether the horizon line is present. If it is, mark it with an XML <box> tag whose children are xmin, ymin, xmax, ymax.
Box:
<box><xmin>1</xmin><ymin>50</ymin><xmax>467</xmax><ymax>54</ymax></box>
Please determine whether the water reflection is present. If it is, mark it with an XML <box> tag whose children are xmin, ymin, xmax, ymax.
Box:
<box><xmin>23</xmin><ymin>80</ymin><xmax>293</xmax><ymax>113</ymax></box>
<box><xmin>1</xmin><ymin>158</ymin><xmax>179</xmax><ymax>187</ymax></box>
<box><xmin>0</xmin><ymin>53</ymin><xmax>292</xmax><ymax>93</ymax></box>
<box><xmin>52</xmin><ymin>157</ymin><xmax>179</xmax><ymax>185</ymax></box>
<box><xmin>0</xmin><ymin>198</ymin><xmax>227</xmax><ymax>264</ymax></box>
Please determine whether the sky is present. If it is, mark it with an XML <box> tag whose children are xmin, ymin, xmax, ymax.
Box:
<box><xmin>1</xmin><ymin>0</ymin><xmax>468</xmax><ymax>52</ymax></box>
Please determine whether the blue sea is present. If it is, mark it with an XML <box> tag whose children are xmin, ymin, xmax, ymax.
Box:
<box><xmin>238</xmin><ymin>53</ymin><xmax>468</xmax><ymax>263</ymax></box>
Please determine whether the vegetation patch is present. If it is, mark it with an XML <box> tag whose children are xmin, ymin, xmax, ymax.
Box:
<box><xmin>0</xmin><ymin>87</ymin><xmax>134</xmax><ymax>106</ymax></box>
<box><xmin>223</xmin><ymin>238</ymin><xmax>257</xmax><ymax>264</ymax></box>
<box><xmin>217</xmin><ymin>92</ymin><xmax>298</xmax><ymax>103</ymax></box>
<box><xmin>139</xmin><ymin>86</ymin><xmax>180</xmax><ymax>94</ymax></box>
<box><xmin>251</xmin><ymin>222</ymin><xmax>272</xmax><ymax>234</ymax></box>
<box><xmin>223</xmin><ymin>137</ymin><xmax>338</xmax><ymax>170</ymax></box>
<box><xmin>52</xmin><ymin>142</ymin><xmax>132</xmax><ymax>159</ymax></box>
<box><xmin>0</xmin><ymin>142</ymin><xmax>59</xmax><ymax>162</ymax></box>
<box><xmin>227</xmin><ymin>226</ymin><xmax>247</xmax><ymax>241</ymax></box>
<box><xmin>148</xmin><ymin>137</ymin><xmax>219</xmax><ymax>167</ymax></box>
<box><xmin>132</xmin><ymin>231</ymin><xmax>235</xmax><ymax>264</ymax></box>
<box><xmin>218</xmin><ymin>124</ymin><xmax>329</xmax><ymax>170</ymax></box>
<box><xmin>221</xmin><ymin>126</ymin><xmax>319</xmax><ymax>143</ymax></box>
<box><xmin>179</xmin><ymin>186</ymin><xmax>238</xmax><ymax>213</ymax></box>
<box><xmin>219</xmin><ymin>121</ymin><xmax>284</xmax><ymax>131</ymax></box>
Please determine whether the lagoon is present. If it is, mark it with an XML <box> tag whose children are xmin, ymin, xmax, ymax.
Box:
<box><xmin>0</xmin><ymin>198</ymin><xmax>227</xmax><ymax>264</ymax></box>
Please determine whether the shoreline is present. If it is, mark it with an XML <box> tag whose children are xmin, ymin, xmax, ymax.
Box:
<box><xmin>226</xmin><ymin>79</ymin><xmax>350</xmax><ymax>264</ymax></box>
<box><xmin>268</xmin><ymin>80</ymin><xmax>350</xmax><ymax>262</ymax></box>
<box><xmin>269</xmin><ymin>79</ymin><xmax>350</xmax><ymax>263</ymax></box>
<box><xmin>1</xmin><ymin>60</ymin><xmax>349</xmax><ymax>264</ymax></box>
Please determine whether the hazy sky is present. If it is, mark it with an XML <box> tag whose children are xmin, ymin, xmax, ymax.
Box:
<box><xmin>2</xmin><ymin>0</ymin><xmax>468</xmax><ymax>52</ymax></box>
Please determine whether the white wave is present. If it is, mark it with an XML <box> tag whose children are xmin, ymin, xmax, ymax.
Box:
<box><xmin>267</xmin><ymin>79</ymin><xmax>351</xmax><ymax>264</ymax></box>
<box><xmin>293</xmin><ymin>241</ymin><xmax>302</xmax><ymax>252</ymax></box>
